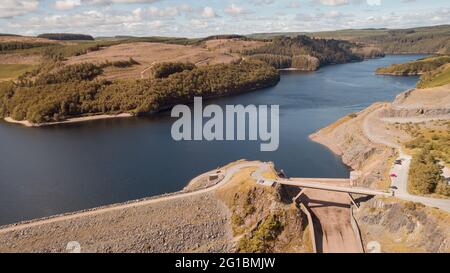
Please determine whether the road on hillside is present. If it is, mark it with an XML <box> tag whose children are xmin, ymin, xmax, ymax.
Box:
<box><xmin>363</xmin><ymin>106</ymin><xmax>450</xmax><ymax>212</ymax></box>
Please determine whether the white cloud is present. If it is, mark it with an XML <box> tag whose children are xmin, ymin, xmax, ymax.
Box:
<box><xmin>5</xmin><ymin>8</ymin><xmax>170</xmax><ymax>36</ymax></box>
<box><xmin>111</xmin><ymin>0</ymin><xmax>162</xmax><ymax>3</ymax></box>
<box><xmin>295</xmin><ymin>10</ymin><xmax>353</xmax><ymax>22</ymax></box>
<box><xmin>201</xmin><ymin>7</ymin><xmax>217</xmax><ymax>18</ymax></box>
<box><xmin>287</xmin><ymin>1</ymin><xmax>301</xmax><ymax>8</ymax></box>
<box><xmin>132</xmin><ymin>7</ymin><xmax>143</xmax><ymax>18</ymax></box>
<box><xmin>81</xmin><ymin>0</ymin><xmax>110</xmax><ymax>5</ymax></box>
<box><xmin>2</xmin><ymin>0</ymin><xmax>449</xmax><ymax>37</ymax></box>
<box><xmin>80</xmin><ymin>0</ymin><xmax>162</xmax><ymax>5</ymax></box>
<box><xmin>224</xmin><ymin>4</ymin><xmax>248</xmax><ymax>16</ymax></box>
<box><xmin>147</xmin><ymin>20</ymin><xmax>163</xmax><ymax>28</ymax></box>
<box><xmin>314</xmin><ymin>0</ymin><xmax>349</xmax><ymax>6</ymax></box>
<box><xmin>250</xmin><ymin>0</ymin><xmax>276</xmax><ymax>5</ymax></box>
<box><xmin>178</xmin><ymin>4</ymin><xmax>193</xmax><ymax>13</ymax></box>
<box><xmin>190</xmin><ymin>19</ymin><xmax>208</xmax><ymax>29</ymax></box>
<box><xmin>148</xmin><ymin>6</ymin><xmax>180</xmax><ymax>17</ymax></box>
<box><xmin>55</xmin><ymin>0</ymin><xmax>81</xmax><ymax>10</ymax></box>
<box><xmin>366</xmin><ymin>0</ymin><xmax>381</xmax><ymax>6</ymax></box>
<box><xmin>0</xmin><ymin>0</ymin><xmax>39</xmax><ymax>18</ymax></box>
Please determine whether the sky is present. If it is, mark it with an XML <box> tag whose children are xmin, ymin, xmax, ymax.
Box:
<box><xmin>0</xmin><ymin>0</ymin><xmax>449</xmax><ymax>37</ymax></box>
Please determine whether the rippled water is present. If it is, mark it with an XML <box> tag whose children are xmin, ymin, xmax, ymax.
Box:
<box><xmin>0</xmin><ymin>55</ymin><xmax>423</xmax><ymax>225</ymax></box>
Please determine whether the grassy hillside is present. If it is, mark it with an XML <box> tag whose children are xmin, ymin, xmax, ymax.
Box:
<box><xmin>376</xmin><ymin>55</ymin><xmax>450</xmax><ymax>75</ymax></box>
<box><xmin>0</xmin><ymin>35</ymin><xmax>204</xmax><ymax>63</ymax></box>
<box><xmin>0</xmin><ymin>41</ymin><xmax>55</xmax><ymax>53</ymax></box>
<box><xmin>0</xmin><ymin>64</ymin><xmax>36</xmax><ymax>81</ymax></box>
<box><xmin>248</xmin><ymin>25</ymin><xmax>450</xmax><ymax>54</ymax></box>
<box><xmin>119</xmin><ymin>36</ymin><xmax>200</xmax><ymax>45</ymax></box>
<box><xmin>376</xmin><ymin>55</ymin><xmax>450</xmax><ymax>88</ymax></box>
<box><xmin>0</xmin><ymin>40</ymin><xmax>121</xmax><ymax>60</ymax></box>
<box><xmin>417</xmin><ymin>64</ymin><xmax>450</xmax><ymax>88</ymax></box>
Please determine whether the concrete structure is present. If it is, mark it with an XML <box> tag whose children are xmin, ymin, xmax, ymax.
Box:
<box><xmin>277</xmin><ymin>178</ymin><xmax>392</xmax><ymax>197</ymax></box>
<box><xmin>350</xmin><ymin>171</ymin><xmax>361</xmax><ymax>187</ymax></box>
<box><xmin>293</xmin><ymin>187</ymin><xmax>364</xmax><ymax>253</ymax></box>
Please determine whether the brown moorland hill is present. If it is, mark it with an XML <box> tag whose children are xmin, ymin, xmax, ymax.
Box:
<box><xmin>65</xmin><ymin>41</ymin><xmax>262</xmax><ymax>80</ymax></box>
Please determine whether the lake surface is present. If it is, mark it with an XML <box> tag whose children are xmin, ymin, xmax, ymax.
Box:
<box><xmin>0</xmin><ymin>55</ymin><xmax>423</xmax><ymax>225</ymax></box>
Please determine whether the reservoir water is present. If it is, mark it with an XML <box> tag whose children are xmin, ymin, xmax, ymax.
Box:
<box><xmin>0</xmin><ymin>55</ymin><xmax>423</xmax><ymax>225</ymax></box>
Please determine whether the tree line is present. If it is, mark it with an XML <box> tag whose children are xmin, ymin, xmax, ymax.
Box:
<box><xmin>0</xmin><ymin>42</ymin><xmax>54</xmax><ymax>53</ymax></box>
<box><xmin>149</xmin><ymin>62</ymin><xmax>195</xmax><ymax>79</ymax></box>
<box><xmin>408</xmin><ymin>148</ymin><xmax>449</xmax><ymax>196</ymax></box>
<box><xmin>37</xmin><ymin>33</ymin><xmax>95</xmax><ymax>41</ymax></box>
<box><xmin>242</xmin><ymin>35</ymin><xmax>363</xmax><ymax>69</ymax></box>
<box><xmin>376</xmin><ymin>55</ymin><xmax>450</xmax><ymax>88</ymax></box>
<box><xmin>357</xmin><ymin>32</ymin><xmax>450</xmax><ymax>54</ymax></box>
<box><xmin>376</xmin><ymin>55</ymin><xmax>450</xmax><ymax>75</ymax></box>
<box><xmin>247</xmin><ymin>54</ymin><xmax>320</xmax><ymax>70</ymax></box>
<box><xmin>406</xmin><ymin>132</ymin><xmax>450</xmax><ymax>197</ymax></box>
<box><xmin>0</xmin><ymin>60</ymin><xmax>279</xmax><ymax>123</ymax></box>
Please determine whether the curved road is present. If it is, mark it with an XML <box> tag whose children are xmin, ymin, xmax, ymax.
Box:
<box><xmin>363</xmin><ymin>106</ymin><xmax>450</xmax><ymax>212</ymax></box>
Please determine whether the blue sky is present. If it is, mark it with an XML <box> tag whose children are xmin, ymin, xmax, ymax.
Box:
<box><xmin>1</xmin><ymin>0</ymin><xmax>449</xmax><ymax>37</ymax></box>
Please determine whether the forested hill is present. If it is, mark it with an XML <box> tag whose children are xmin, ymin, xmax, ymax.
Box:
<box><xmin>0</xmin><ymin>34</ymin><xmax>382</xmax><ymax>123</ymax></box>
<box><xmin>376</xmin><ymin>55</ymin><xmax>450</xmax><ymax>76</ymax></box>
<box><xmin>248</xmin><ymin>25</ymin><xmax>450</xmax><ymax>54</ymax></box>
<box><xmin>376</xmin><ymin>55</ymin><xmax>450</xmax><ymax>89</ymax></box>
<box><xmin>37</xmin><ymin>33</ymin><xmax>95</xmax><ymax>41</ymax></box>
<box><xmin>0</xmin><ymin>60</ymin><xmax>280</xmax><ymax>123</ymax></box>
<box><xmin>241</xmin><ymin>35</ymin><xmax>380</xmax><ymax>70</ymax></box>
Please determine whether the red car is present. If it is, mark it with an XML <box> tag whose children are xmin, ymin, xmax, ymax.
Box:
<box><xmin>390</xmin><ymin>173</ymin><xmax>398</xmax><ymax>178</ymax></box>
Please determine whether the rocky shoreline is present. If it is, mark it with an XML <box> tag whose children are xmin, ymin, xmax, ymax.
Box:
<box><xmin>309</xmin><ymin>85</ymin><xmax>450</xmax><ymax>252</ymax></box>
<box><xmin>309</xmin><ymin>102</ymin><xmax>395</xmax><ymax>188</ymax></box>
<box><xmin>0</xmin><ymin>192</ymin><xmax>232</xmax><ymax>253</ymax></box>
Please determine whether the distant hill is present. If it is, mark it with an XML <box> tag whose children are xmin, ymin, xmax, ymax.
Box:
<box><xmin>0</xmin><ymin>33</ymin><xmax>21</xmax><ymax>37</ymax></box>
<box><xmin>114</xmin><ymin>35</ymin><xmax>137</xmax><ymax>39</ymax></box>
<box><xmin>200</xmin><ymin>34</ymin><xmax>246</xmax><ymax>42</ymax></box>
<box><xmin>95</xmin><ymin>35</ymin><xmax>199</xmax><ymax>45</ymax></box>
<box><xmin>37</xmin><ymin>33</ymin><xmax>94</xmax><ymax>41</ymax></box>
<box><xmin>241</xmin><ymin>35</ymin><xmax>382</xmax><ymax>70</ymax></box>
<box><xmin>248</xmin><ymin>25</ymin><xmax>450</xmax><ymax>54</ymax></box>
